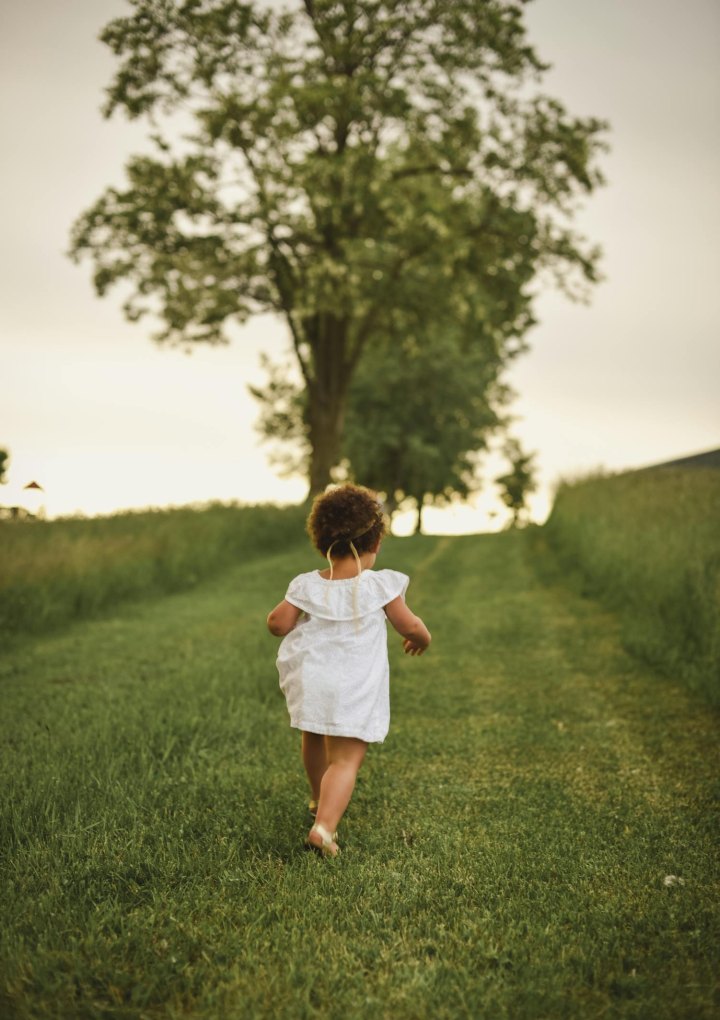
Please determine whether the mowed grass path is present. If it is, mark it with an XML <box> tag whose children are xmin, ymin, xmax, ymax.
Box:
<box><xmin>1</xmin><ymin>532</ymin><xmax>718</xmax><ymax>1019</ymax></box>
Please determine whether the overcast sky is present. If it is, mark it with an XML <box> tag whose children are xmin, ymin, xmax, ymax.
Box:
<box><xmin>2</xmin><ymin>0</ymin><xmax>718</xmax><ymax>530</ymax></box>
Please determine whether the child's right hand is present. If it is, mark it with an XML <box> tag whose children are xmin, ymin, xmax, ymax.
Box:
<box><xmin>402</xmin><ymin>636</ymin><xmax>429</xmax><ymax>656</ymax></box>
<box><xmin>384</xmin><ymin>596</ymin><xmax>431</xmax><ymax>655</ymax></box>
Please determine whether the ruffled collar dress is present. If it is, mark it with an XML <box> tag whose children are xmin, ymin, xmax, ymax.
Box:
<box><xmin>276</xmin><ymin>568</ymin><xmax>409</xmax><ymax>743</ymax></box>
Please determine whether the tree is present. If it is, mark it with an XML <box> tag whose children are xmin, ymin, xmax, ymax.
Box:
<box><xmin>0</xmin><ymin>448</ymin><xmax>9</xmax><ymax>486</ymax></box>
<box><xmin>250</xmin><ymin>230</ymin><xmax>528</xmax><ymax>519</ymax></box>
<box><xmin>344</xmin><ymin>326</ymin><xmax>516</xmax><ymax>531</ymax></box>
<box><xmin>252</xmin><ymin>329</ymin><xmax>510</xmax><ymax>531</ymax></box>
<box><xmin>495</xmin><ymin>437</ymin><xmax>537</xmax><ymax>527</ymax></box>
<box><xmin>70</xmin><ymin>0</ymin><xmax>608</xmax><ymax>493</ymax></box>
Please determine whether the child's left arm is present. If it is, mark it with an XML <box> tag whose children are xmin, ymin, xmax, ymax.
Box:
<box><xmin>266</xmin><ymin>599</ymin><xmax>302</xmax><ymax>637</ymax></box>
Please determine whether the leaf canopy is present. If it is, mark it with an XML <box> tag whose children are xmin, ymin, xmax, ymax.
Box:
<box><xmin>71</xmin><ymin>0</ymin><xmax>607</xmax><ymax>359</ymax></box>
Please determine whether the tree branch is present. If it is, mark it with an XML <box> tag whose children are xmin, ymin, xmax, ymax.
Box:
<box><xmin>235</xmin><ymin>134</ymin><xmax>313</xmax><ymax>385</ymax></box>
<box><xmin>345</xmin><ymin>240</ymin><xmax>433</xmax><ymax>372</ymax></box>
<box><xmin>390</xmin><ymin>164</ymin><xmax>473</xmax><ymax>181</ymax></box>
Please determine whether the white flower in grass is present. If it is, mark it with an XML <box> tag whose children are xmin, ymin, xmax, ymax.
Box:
<box><xmin>663</xmin><ymin>875</ymin><xmax>685</xmax><ymax>886</ymax></box>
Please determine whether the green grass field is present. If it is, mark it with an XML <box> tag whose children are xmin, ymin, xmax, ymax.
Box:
<box><xmin>0</xmin><ymin>503</ymin><xmax>306</xmax><ymax>640</ymax></box>
<box><xmin>2</xmin><ymin>530</ymin><xmax>718</xmax><ymax>1019</ymax></box>
<box><xmin>539</xmin><ymin>467</ymin><xmax>720</xmax><ymax>705</ymax></box>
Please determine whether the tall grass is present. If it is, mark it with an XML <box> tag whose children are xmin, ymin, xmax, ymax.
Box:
<box><xmin>0</xmin><ymin>502</ymin><xmax>306</xmax><ymax>639</ymax></box>
<box><xmin>538</xmin><ymin>467</ymin><xmax>720</xmax><ymax>704</ymax></box>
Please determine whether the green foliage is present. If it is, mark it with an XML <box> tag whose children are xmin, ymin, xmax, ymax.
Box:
<box><xmin>1</xmin><ymin>534</ymin><xmax>716</xmax><ymax>1018</ymax></box>
<box><xmin>343</xmin><ymin>331</ymin><xmax>508</xmax><ymax>522</ymax></box>
<box><xmin>70</xmin><ymin>0</ymin><xmax>608</xmax><ymax>488</ymax></box>
<box><xmin>0</xmin><ymin>447</ymin><xmax>8</xmax><ymax>485</ymax></box>
<box><xmin>495</xmin><ymin>436</ymin><xmax>537</xmax><ymax>526</ymax></box>
<box><xmin>0</xmin><ymin>502</ymin><xmax>305</xmax><ymax>639</ymax></box>
<box><xmin>251</xmin><ymin>328</ymin><xmax>513</xmax><ymax>525</ymax></box>
<box><xmin>538</xmin><ymin>467</ymin><xmax>720</xmax><ymax>704</ymax></box>
<box><xmin>248</xmin><ymin>354</ymin><xmax>309</xmax><ymax>479</ymax></box>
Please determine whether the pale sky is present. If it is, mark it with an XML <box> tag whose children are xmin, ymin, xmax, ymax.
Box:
<box><xmin>2</xmin><ymin>0</ymin><xmax>718</xmax><ymax>533</ymax></box>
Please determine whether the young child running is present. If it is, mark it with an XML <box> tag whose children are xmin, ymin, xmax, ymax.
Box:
<box><xmin>266</xmin><ymin>483</ymin><xmax>431</xmax><ymax>857</ymax></box>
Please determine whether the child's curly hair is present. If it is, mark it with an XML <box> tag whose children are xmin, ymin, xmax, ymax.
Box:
<box><xmin>306</xmin><ymin>484</ymin><xmax>387</xmax><ymax>558</ymax></box>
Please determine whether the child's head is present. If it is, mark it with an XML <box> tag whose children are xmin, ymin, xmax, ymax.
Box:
<box><xmin>307</xmin><ymin>483</ymin><xmax>387</xmax><ymax>559</ymax></box>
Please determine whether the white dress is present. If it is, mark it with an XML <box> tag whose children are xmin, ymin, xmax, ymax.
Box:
<box><xmin>276</xmin><ymin>568</ymin><xmax>410</xmax><ymax>743</ymax></box>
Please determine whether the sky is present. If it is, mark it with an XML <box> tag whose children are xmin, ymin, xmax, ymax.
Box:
<box><xmin>2</xmin><ymin>0</ymin><xmax>718</xmax><ymax>533</ymax></box>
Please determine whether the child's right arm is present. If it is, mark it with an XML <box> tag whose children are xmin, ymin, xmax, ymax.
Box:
<box><xmin>266</xmin><ymin>599</ymin><xmax>301</xmax><ymax>637</ymax></box>
<box><xmin>384</xmin><ymin>597</ymin><xmax>431</xmax><ymax>656</ymax></box>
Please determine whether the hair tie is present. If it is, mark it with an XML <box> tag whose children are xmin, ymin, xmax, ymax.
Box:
<box><xmin>349</xmin><ymin>540</ymin><xmax>362</xmax><ymax>578</ymax></box>
<box><xmin>325</xmin><ymin>506</ymin><xmax>383</xmax><ymax>585</ymax></box>
<box><xmin>326</xmin><ymin>539</ymin><xmax>337</xmax><ymax>581</ymax></box>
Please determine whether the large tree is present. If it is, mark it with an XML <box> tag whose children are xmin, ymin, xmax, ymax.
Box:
<box><xmin>70</xmin><ymin>0</ymin><xmax>608</xmax><ymax>493</ymax></box>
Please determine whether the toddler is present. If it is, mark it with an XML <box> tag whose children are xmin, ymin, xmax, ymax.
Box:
<box><xmin>266</xmin><ymin>483</ymin><xmax>431</xmax><ymax>857</ymax></box>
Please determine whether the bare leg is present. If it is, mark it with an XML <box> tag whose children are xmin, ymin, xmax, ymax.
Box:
<box><xmin>308</xmin><ymin>736</ymin><xmax>368</xmax><ymax>853</ymax></box>
<box><xmin>301</xmin><ymin>731</ymin><xmax>328</xmax><ymax>801</ymax></box>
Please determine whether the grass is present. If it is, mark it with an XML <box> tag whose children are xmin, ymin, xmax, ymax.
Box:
<box><xmin>1</xmin><ymin>531</ymin><xmax>718</xmax><ymax>1018</ymax></box>
<box><xmin>537</xmin><ymin>467</ymin><xmax>720</xmax><ymax>705</ymax></box>
<box><xmin>0</xmin><ymin>502</ymin><xmax>306</xmax><ymax>640</ymax></box>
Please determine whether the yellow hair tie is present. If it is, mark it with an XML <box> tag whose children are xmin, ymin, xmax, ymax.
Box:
<box><xmin>326</xmin><ymin>539</ymin><xmax>363</xmax><ymax>579</ymax></box>
<box><xmin>326</xmin><ymin>540</ymin><xmax>337</xmax><ymax>581</ymax></box>
<box><xmin>350</xmin><ymin>541</ymin><xmax>362</xmax><ymax>632</ymax></box>
<box><xmin>325</xmin><ymin>539</ymin><xmax>363</xmax><ymax>631</ymax></box>
<box><xmin>349</xmin><ymin>540</ymin><xmax>362</xmax><ymax>578</ymax></box>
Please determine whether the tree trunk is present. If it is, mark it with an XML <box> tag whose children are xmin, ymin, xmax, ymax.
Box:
<box><xmin>305</xmin><ymin>313</ymin><xmax>350</xmax><ymax>495</ymax></box>
<box><xmin>414</xmin><ymin>498</ymin><xmax>424</xmax><ymax>535</ymax></box>
<box><xmin>307</xmin><ymin>384</ymin><xmax>347</xmax><ymax>495</ymax></box>
<box><xmin>384</xmin><ymin>493</ymin><xmax>399</xmax><ymax>519</ymax></box>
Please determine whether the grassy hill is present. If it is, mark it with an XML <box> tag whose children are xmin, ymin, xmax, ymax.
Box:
<box><xmin>538</xmin><ymin>466</ymin><xmax>720</xmax><ymax>705</ymax></box>
<box><xmin>1</xmin><ymin>530</ymin><xmax>717</xmax><ymax>1019</ymax></box>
